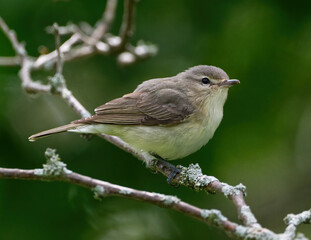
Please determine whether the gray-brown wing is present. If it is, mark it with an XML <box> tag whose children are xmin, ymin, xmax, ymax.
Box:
<box><xmin>73</xmin><ymin>89</ymin><xmax>194</xmax><ymax>126</ymax></box>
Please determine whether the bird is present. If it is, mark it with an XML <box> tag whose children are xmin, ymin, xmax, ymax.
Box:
<box><xmin>29</xmin><ymin>65</ymin><xmax>239</xmax><ymax>163</ymax></box>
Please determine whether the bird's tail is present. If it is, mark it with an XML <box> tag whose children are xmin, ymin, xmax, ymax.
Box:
<box><xmin>28</xmin><ymin>123</ymin><xmax>84</xmax><ymax>142</ymax></box>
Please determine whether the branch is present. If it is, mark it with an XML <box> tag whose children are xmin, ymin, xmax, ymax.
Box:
<box><xmin>48</xmin><ymin>73</ymin><xmax>91</xmax><ymax>118</ymax></box>
<box><xmin>0</xmin><ymin>148</ymin><xmax>239</xmax><ymax>238</ymax></box>
<box><xmin>0</xmin><ymin>17</ymin><xmax>26</xmax><ymax>58</ymax></box>
<box><xmin>285</xmin><ymin>210</ymin><xmax>311</xmax><ymax>226</ymax></box>
<box><xmin>118</xmin><ymin>0</ymin><xmax>136</xmax><ymax>51</ymax></box>
<box><xmin>283</xmin><ymin>210</ymin><xmax>311</xmax><ymax>239</ymax></box>
<box><xmin>0</xmin><ymin>148</ymin><xmax>308</xmax><ymax>240</ymax></box>
<box><xmin>0</xmin><ymin>18</ymin><xmax>91</xmax><ymax>118</ymax></box>
<box><xmin>33</xmin><ymin>32</ymin><xmax>81</xmax><ymax>69</ymax></box>
<box><xmin>19</xmin><ymin>58</ymin><xmax>52</xmax><ymax>94</ymax></box>
<box><xmin>91</xmin><ymin>0</ymin><xmax>118</xmax><ymax>41</ymax></box>
<box><xmin>95</xmin><ymin>133</ymin><xmax>260</xmax><ymax>228</ymax></box>
<box><xmin>52</xmin><ymin>23</ymin><xmax>63</xmax><ymax>74</ymax></box>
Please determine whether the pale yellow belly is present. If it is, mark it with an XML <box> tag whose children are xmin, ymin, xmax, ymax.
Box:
<box><xmin>116</xmin><ymin>123</ymin><xmax>210</xmax><ymax>160</ymax></box>
<box><xmin>75</xmin><ymin>118</ymin><xmax>221</xmax><ymax>160</ymax></box>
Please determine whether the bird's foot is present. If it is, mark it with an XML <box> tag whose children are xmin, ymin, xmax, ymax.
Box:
<box><xmin>80</xmin><ymin>133</ymin><xmax>93</xmax><ymax>141</ymax></box>
<box><xmin>149</xmin><ymin>168</ymin><xmax>158</xmax><ymax>175</ymax></box>
<box><xmin>166</xmin><ymin>167</ymin><xmax>181</xmax><ymax>187</ymax></box>
<box><xmin>153</xmin><ymin>155</ymin><xmax>181</xmax><ymax>187</ymax></box>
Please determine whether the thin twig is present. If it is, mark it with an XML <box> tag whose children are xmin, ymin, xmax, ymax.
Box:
<box><xmin>0</xmin><ymin>17</ymin><xmax>90</xmax><ymax>118</ymax></box>
<box><xmin>1</xmin><ymin>1</ymin><xmax>154</xmax><ymax>70</ymax></box>
<box><xmin>0</xmin><ymin>17</ymin><xmax>26</xmax><ymax>57</ymax></box>
<box><xmin>19</xmin><ymin>58</ymin><xmax>52</xmax><ymax>94</ymax></box>
<box><xmin>49</xmin><ymin>23</ymin><xmax>90</xmax><ymax>117</ymax></box>
<box><xmin>60</xmin><ymin>87</ymin><xmax>91</xmax><ymax>118</ymax></box>
<box><xmin>53</xmin><ymin>23</ymin><xmax>63</xmax><ymax>74</ymax></box>
<box><xmin>118</xmin><ymin>0</ymin><xmax>136</xmax><ymax>51</ymax></box>
<box><xmin>33</xmin><ymin>32</ymin><xmax>81</xmax><ymax>69</ymax></box>
<box><xmin>91</xmin><ymin>0</ymin><xmax>118</xmax><ymax>42</ymax></box>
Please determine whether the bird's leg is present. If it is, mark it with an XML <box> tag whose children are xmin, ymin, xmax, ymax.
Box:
<box><xmin>80</xmin><ymin>133</ymin><xmax>93</xmax><ymax>140</ymax></box>
<box><xmin>153</xmin><ymin>154</ymin><xmax>181</xmax><ymax>187</ymax></box>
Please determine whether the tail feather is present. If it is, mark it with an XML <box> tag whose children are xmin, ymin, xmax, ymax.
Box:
<box><xmin>28</xmin><ymin>123</ymin><xmax>83</xmax><ymax>142</ymax></box>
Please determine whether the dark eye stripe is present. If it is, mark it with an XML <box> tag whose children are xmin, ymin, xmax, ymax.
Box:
<box><xmin>202</xmin><ymin>77</ymin><xmax>210</xmax><ymax>84</ymax></box>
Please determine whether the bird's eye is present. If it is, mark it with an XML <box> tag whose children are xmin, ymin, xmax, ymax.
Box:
<box><xmin>202</xmin><ymin>77</ymin><xmax>210</xmax><ymax>84</ymax></box>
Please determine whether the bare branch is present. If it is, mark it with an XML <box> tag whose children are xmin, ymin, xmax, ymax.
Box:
<box><xmin>0</xmin><ymin>17</ymin><xmax>90</xmax><ymax>118</ymax></box>
<box><xmin>46</xmin><ymin>23</ymin><xmax>91</xmax><ymax>117</ymax></box>
<box><xmin>0</xmin><ymin>0</ymin><xmax>152</xmax><ymax>72</ymax></box>
<box><xmin>91</xmin><ymin>0</ymin><xmax>118</xmax><ymax>41</ymax></box>
<box><xmin>285</xmin><ymin>210</ymin><xmax>311</xmax><ymax>226</ymax></box>
<box><xmin>0</xmin><ymin>17</ymin><xmax>52</xmax><ymax>94</ymax></box>
<box><xmin>48</xmin><ymin>73</ymin><xmax>91</xmax><ymax>118</ymax></box>
<box><xmin>19</xmin><ymin>59</ymin><xmax>52</xmax><ymax>94</ymax></box>
<box><xmin>0</xmin><ymin>148</ymin><xmax>239</xmax><ymax>238</ymax></box>
<box><xmin>0</xmin><ymin>148</ymin><xmax>308</xmax><ymax>240</ymax></box>
<box><xmin>154</xmin><ymin>161</ymin><xmax>260</xmax><ymax>228</ymax></box>
<box><xmin>52</xmin><ymin>23</ymin><xmax>63</xmax><ymax>74</ymax></box>
<box><xmin>118</xmin><ymin>0</ymin><xmax>136</xmax><ymax>51</ymax></box>
<box><xmin>33</xmin><ymin>32</ymin><xmax>81</xmax><ymax>70</ymax></box>
<box><xmin>0</xmin><ymin>17</ymin><xmax>26</xmax><ymax>57</ymax></box>
<box><xmin>0</xmin><ymin>166</ymin><xmax>242</xmax><ymax>238</ymax></box>
<box><xmin>96</xmin><ymin>130</ymin><xmax>261</xmax><ymax>229</ymax></box>
<box><xmin>60</xmin><ymin>86</ymin><xmax>91</xmax><ymax>118</ymax></box>
<box><xmin>283</xmin><ymin>210</ymin><xmax>311</xmax><ymax>239</ymax></box>
<box><xmin>0</xmin><ymin>6</ymin><xmax>155</xmax><ymax>125</ymax></box>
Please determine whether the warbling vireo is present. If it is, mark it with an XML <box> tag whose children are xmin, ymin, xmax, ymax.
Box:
<box><xmin>29</xmin><ymin>65</ymin><xmax>239</xmax><ymax>161</ymax></box>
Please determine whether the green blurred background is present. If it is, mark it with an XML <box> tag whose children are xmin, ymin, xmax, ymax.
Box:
<box><xmin>0</xmin><ymin>0</ymin><xmax>310</xmax><ymax>239</ymax></box>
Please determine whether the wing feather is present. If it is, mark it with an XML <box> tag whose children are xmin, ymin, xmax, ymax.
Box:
<box><xmin>74</xmin><ymin>89</ymin><xmax>194</xmax><ymax>126</ymax></box>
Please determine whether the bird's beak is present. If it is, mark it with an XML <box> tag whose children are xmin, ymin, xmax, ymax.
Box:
<box><xmin>219</xmin><ymin>79</ymin><xmax>240</xmax><ymax>87</ymax></box>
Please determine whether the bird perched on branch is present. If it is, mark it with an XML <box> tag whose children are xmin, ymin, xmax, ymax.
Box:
<box><xmin>29</xmin><ymin>65</ymin><xmax>239</xmax><ymax>163</ymax></box>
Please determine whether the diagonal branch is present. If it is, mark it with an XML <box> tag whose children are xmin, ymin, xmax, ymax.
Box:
<box><xmin>91</xmin><ymin>0</ymin><xmax>118</xmax><ymax>42</ymax></box>
<box><xmin>0</xmin><ymin>17</ymin><xmax>26</xmax><ymax>58</ymax></box>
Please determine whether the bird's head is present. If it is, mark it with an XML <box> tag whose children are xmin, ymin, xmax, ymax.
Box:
<box><xmin>176</xmin><ymin>65</ymin><xmax>239</xmax><ymax>112</ymax></box>
<box><xmin>179</xmin><ymin>65</ymin><xmax>240</xmax><ymax>95</ymax></box>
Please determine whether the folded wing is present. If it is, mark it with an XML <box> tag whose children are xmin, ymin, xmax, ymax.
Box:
<box><xmin>73</xmin><ymin>89</ymin><xmax>194</xmax><ymax>126</ymax></box>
